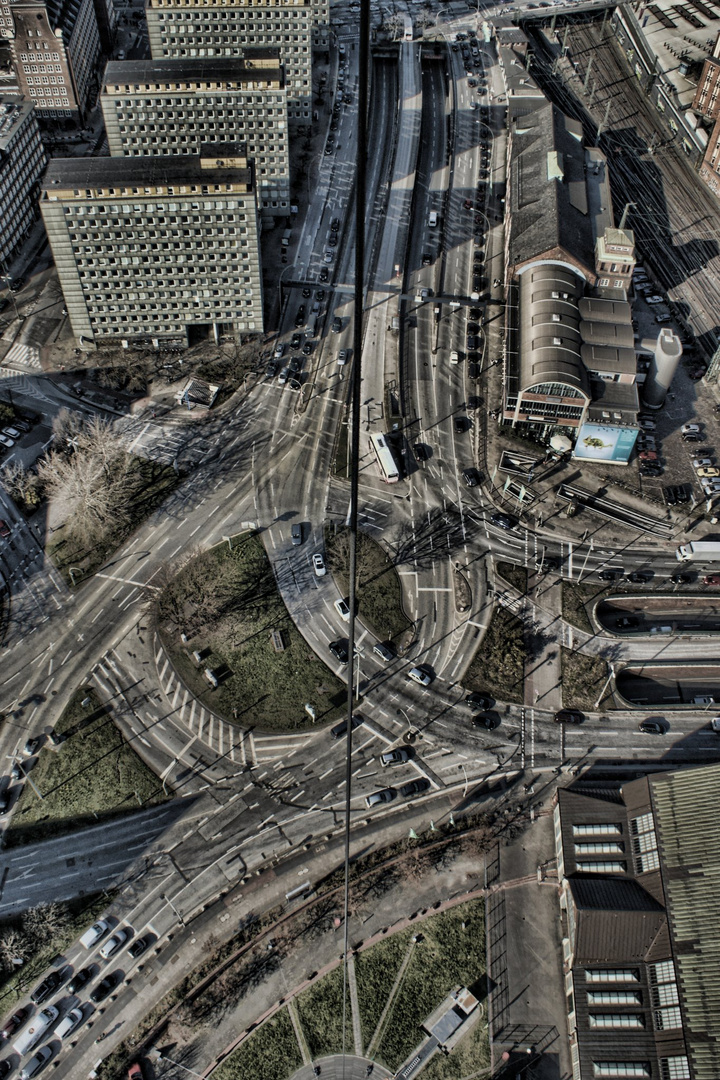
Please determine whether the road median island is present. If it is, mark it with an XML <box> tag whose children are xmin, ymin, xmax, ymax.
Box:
<box><xmin>324</xmin><ymin>525</ymin><xmax>414</xmax><ymax>647</ymax></box>
<box><xmin>463</xmin><ymin>605</ymin><xmax>525</xmax><ymax>705</ymax></box>
<box><xmin>496</xmin><ymin>562</ymin><xmax>527</xmax><ymax>595</ymax></box>
<box><xmin>560</xmin><ymin>648</ymin><xmax>610</xmax><ymax>712</ymax></box>
<box><xmin>4</xmin><ymin>687</ymin><xmax>167</xmax><ymax>848</ymax></box>
<box><xmin>155</xmin><ymin>532</ymin><xmax>347</xmax><ymax>732</ymax></box>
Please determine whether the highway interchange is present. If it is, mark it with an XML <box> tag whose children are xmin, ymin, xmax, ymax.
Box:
<box><xmin>1</xmin><ymin>0</ymin><xmax>720</xmax><ymax>1075</ymax></box>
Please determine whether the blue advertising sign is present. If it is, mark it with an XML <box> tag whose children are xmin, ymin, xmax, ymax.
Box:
<box><xmin>573</xmin><ymin>423</ymin><xmax>638</xmax><ymax>463</ymax></box>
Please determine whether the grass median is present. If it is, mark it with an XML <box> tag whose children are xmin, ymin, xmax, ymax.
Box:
<box><xmin>4</xmin><ymin>687</ymin><xmax>166</xmax><ymax>847</ymax></box>
<box><xmin>463</xmin><ymin>606</ymin><xmax>525</xmax><ymax>704</ymax></box>
<box><xmin>156</xmin><ymin>532</ymin><xmax>347</xmax><ymax>732</ymax></box>
<box><xmin>324</xmin><ymin>525</ymin><xmax>413</xmax><ymax>646</ymax></box>
<box><xmin>561</xmin><ymin>648</ymin><xmax>610</xmax><ymax>711</ymax></box>
<box><xmin>212</xmin><ymin>1008</ymin><xmax>302</xmax><ymax>1080</ymax></box>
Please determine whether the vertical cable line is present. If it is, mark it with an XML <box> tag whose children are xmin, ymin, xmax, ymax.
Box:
<box><xmin>340</xmin><ymin>0</ymin><xmax>370</xmax><ymax>1074</ymax></box>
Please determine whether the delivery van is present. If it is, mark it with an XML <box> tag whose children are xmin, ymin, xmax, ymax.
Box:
<box><xmin>13</xmin><ymin>1007</ymin><xmax>58</xmax><ymax>1057</ymax></box>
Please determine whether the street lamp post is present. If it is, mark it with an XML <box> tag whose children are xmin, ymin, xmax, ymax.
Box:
<box><xmin>594</xmin><ymin>663</ymin><xmax>616</xmax><ymax>710</ymax></box>
<box><xmin>68</xmin><ymin>566</ymin><xmax>83</xmax><ymax>587</ymax></box>
<box><xmin>161</xmin><ymin>892</ymin><xmax>185</xmax><ymax>927</ymax></box>
<box><xmin>157</xmin><ymin>1054</ymin><xmax>204</xmax><ymax>1078</ymax></box>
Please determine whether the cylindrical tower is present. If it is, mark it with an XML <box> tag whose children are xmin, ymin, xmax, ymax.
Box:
<box><xmin>641</xmin><ymin>328</ymin><xmax>683</xmax><ymax>410</ymax></box>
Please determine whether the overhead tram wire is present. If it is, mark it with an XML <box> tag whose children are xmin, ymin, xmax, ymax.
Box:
<box><xmin>340</xmin><ymin>0</ymin><xmax>371</xmax><ymax>1074</ymax></box>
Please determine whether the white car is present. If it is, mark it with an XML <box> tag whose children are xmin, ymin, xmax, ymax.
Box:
<box><xmin>99</xmin><ymin>927</ymin><xmax>130</xmax><ymax>959</ymax></box>
<box><xmin>274</xmin><ymin>342</ymin><xmax>286</xmax><ymax>359</ymax></box>
<box><xmin>55</xmin><ymin>1008</ymin><xmax>84</xmax><ymax>1040</ymax></box>
<box><xmin>681</xmin><ymin>424</ymin><xmax>701</xmax><ymax>434</ymax></box>
<box><xmin>693</xmin><ymin>458</ymin><xmax>713</xmax><ymax>470</ymax></box>
<box><xmin>312</xmin><ymin>553</ymin><xmax>326</xmax><ymax>577</ymax></box>
<box><xmin>334</xmin><ymin>597</ymin><xmax>351</xmax><ymax>622</ymax></box>
<box><xmin>646</xmin><ymin>295</ymin><xmax>665</xmax><ymax>304</ymax></box>
<box><xmin>450</xmin><ymin>350</ymin><xmax>459</xmax><ymax>364</ymax></box>
<box><xmin>0</xmin><ymin>434</ymin><xmax>14</xmax><ymax>448</ymax></box>
<box><xmin>337</xmin><ymin>350</ymin><xmax>348</xmax><ymax>366</ymax></box>
<box><xmin>710</xmin><ymin>717</ymin><xmax>720</xmax><ymax>733</ymax></box>
<box><xmin>2</xmin><ymin>427</ymin><xmax>20</xmax><ymax>439</ymax></box>
<box><xmin>408</xmin><ymin>665</ymin><xmax>432</xmax><ymax>686</ymax></box>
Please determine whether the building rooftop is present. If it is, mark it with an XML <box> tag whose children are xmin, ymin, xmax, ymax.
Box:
<box><xmin>42</xmin><ymin>153</ymin><xmax>254</xmax><ymax>195</ymax></box>
<box><xmin>103</xmin><ymin>55</ymin><xmax>283</xmax><ymax>88</ymax></box>
<box><xmin>508</xmin><ymin>101</ymin><xmax>596</xmax><ymax>278</ymax></box>
<box><xmin>627</xmin><ymin>0</ymin><xmax>720</xmax><ymax>111</ymax></box>
<box><xmin>517</xmin><ymin>263</ymin><xmax>589</xmax><ymax>397</ymax></box>
<box><xmin>0</xmin><ymin>95</ymin><xmax>34</xmax><ymax>151</ymax></box>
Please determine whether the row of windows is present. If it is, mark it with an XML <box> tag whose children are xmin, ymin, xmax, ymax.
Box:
<box><xmin>572</xmin><ymin>824</ymin><xmax>622</xmax><ymax>836</ymax></box>
<box><xmin>22</xmin><ymin>64</ymin><xmax>64</xmax><ymax>74</ymax></box>
<box><xmin>112</xmin><ymin>97</ymin><xmax>285</xmax><ymax>107</ymax></box>
<box><xmin>592</xmin><ymin>1065</ymin><xmax>649</xmax><ymax>1078</ymax></box>
<box><xmin>20</xmin><ymin>48</ymin><xmax>59</xmax><ymax>57</ymax></box>
<box><xmin>585</xmin><ymin>970</ymin><xmax>639</xmax><ymax>984</ymax></box>
<box><xmin>26</xmin><ymin>76</ymin><xmax>67</xmax><ymax>85</ymax></box>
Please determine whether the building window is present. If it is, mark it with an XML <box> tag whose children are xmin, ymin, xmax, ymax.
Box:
<box><xmin>588</xmin><ymin>1015</ymin><xmax>644</xmax><ymax>1030</ymax></box>
<box><xmin>587</xmin><ymin>990</ymin><xmax>641</xmax><ymax>1005</ymax></box>
<box><xmin>592</xmin><ymin>1066</ymin><xmax>650</xmax><ymax>1078</ymax></box>
<box><xmin>585</xmin><ymin>970</ymin><xmax>639</xmax><ymax>983</ymax></box>
<box><xmin>572</xmin><ymin>824</ymin><xmax>621</xmax><ymax>837</ymax></box>
<box><xmin>660</xmin><ymin>1058</ymin><xmax>690</xmax><ymax>1080</ymax></box>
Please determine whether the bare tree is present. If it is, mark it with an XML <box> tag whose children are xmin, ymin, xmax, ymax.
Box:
<box><xmin>0</xmin><ymin>930</ymin><xmax>29</xmax><ymax>974</ymax></box>
<box><xmin>51</xmin><ymin>407</ymin><xmax>85</xmax><ymax>454</ymax></box>
<box><xmin>1</xmin><ymin>461</ymin><xmax>42</xmax><ymax>511</ymax></box>
<box><xmin>22</xmin><ymin>903</ymin><xmax>69</xmax><ymax>949</ymax></box>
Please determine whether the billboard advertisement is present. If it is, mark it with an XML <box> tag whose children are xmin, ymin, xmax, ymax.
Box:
<box><xmin>572</xmin><ymin>423</ymin><xmax>638</xmax><ymax>464</ymax></box>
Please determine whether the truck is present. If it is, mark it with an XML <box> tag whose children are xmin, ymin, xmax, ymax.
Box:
<box><xmin>13</xmin><ymin>1006</ymin><xmax>59</xmax><ymax>1057</ymax></box>
<box><xmin>281</xmin><ymin>228</ymin><xmax>292</xmax><ymax>248</ymax></box>
<box><xmin>305</xmin><ymin>314</ymin><xmax>317</xmax><ymax>338</ymax></box>
<box><xmin>676</xmin><ymin>541</ymin><xmax>720</xmax><ymax>562</ymax></box>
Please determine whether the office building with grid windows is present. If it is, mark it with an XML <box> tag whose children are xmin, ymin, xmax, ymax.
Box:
<box><xmin>100</xmin><ymin>56</ymin><xmax>290</xmax><ymax>219</ymax></box>
<box><xmin>0</xmin><ymin>96</ymin><xmax>46</xmax><ymax>269</ymax></box>
<box><xmin>3</xmin><ymin>0</ymin><xmax>102</xmax><ymax>118</ymax></box>
<box><xmin>144</xmin><ymin>0</ymin><xmax>323</xmax><ymax>119</ymax></box>
<box><xmin>41</xmin><ymin>147</ymin><xmax>263</xmax><ymax>348</ymax></box>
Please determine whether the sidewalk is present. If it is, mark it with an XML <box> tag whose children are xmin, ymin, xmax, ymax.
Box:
<box><xmin>524</xmin><ymin>575</ymin><xmax>563</xmax><ymax>714</ymax></box>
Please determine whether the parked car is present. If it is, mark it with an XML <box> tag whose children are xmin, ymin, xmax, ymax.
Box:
<box><xmin>692</xmin><ymin>458</ymin><xmax>713</xmax><ymax>469</ymax></box>
<box><xmin>264</xmin><ymin>361</ymin><xmax>278</xmax><ymax>379</ymax></box>
<box><xmin>697</xmin><ymin>467</ymin><xmax>720</xmax><ymax>478</ymax></box>
<box><xmin>703</xmin><ymin>575</ymin><xmax>720</xmax><ymax>585</ymax></box>
<box><xmin>1</xmin><ymin>428</ymin><xmax>19</xmax><ymax>440</ymax></box>
<box><xmin>682</xmin><ymin>432</ymin><xmax>702</xmax><ymax>443</ymax></box>
<box><xmin>0</xmin><ymin>520</ymin><xmax>10</xmax><ymax>539</ymax></box>
<box><xmin>408</xmin><ymin>666</ymin><xmax>432</xmax><ymax>686</ymax></box>
<box><xmin>365</xmin><ymin>788</ymin><xmax>396</xmax><ymax>808</ymax></box>
<box><xmin>640</xmin><ymin>464</ymin><xmax>663</xmax><ymax>476</ymax></box>
<box><xmin>646</xmin><ymin>295</ymin><xmax>665</xmax><ymax>304</ymax></box>
<box><xmin>454</xmin><ymin>416</ymin><xmax>468</xmax><ymax>433</ymax></box>
<box><xmin>0</xmin><ymin>435</ymin><xmax>14</xmax><ymax>449</ymax></box>
<box><xmin>681</xmin><ymin>424</ymin><xmax>701</xmax><ymax>434</ymax></box>
<box><xmin>400</xmin><ymin>779</ymin><xmax>430</xmax><ymax>798</ymax></box>
<box><xmin>373</xmin><ymin>641</ymin><xmax>395</xmax><ymax>663</ymax></box>
<box><xmin>23</xmin><ymin>736</ymin><xmax>40</xmax><ymax>757</ymax></box>
<box><xmin>616</xmin><ymin>616</ymin><xmax>640</xmax><ymax>628</ymax></box>
<box><xmin>380</xmin><ymin>748</ymin><xmax>410</xmax><ymax>767</ymax></box>
<box><xmin>289</xmin><ymin>333</ymin><xmax>302</xmax><ymax>350</ymax></box>
<box><xmin>638</xmin><ymin>450</ymin><xmax>658</xmax><ymax>461</ymax></box>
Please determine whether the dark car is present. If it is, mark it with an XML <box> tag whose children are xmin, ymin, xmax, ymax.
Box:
<box><xmin>670</xmin><ymin>572</ymin><xmax>691</xmax><ymax>584</ymax></box>
<box><xmin>290</xmin><ymin>332</ymin><xmax>302</xmax><ymax>350</ymax></box>
<box><xmin>640</xmin><ymin>464</ymin><xmax>663</xmax><ymax>477</ymax></box>
<box><xmin>422</xmin><ymin>252</ymin><xmax>432</xmax><ymax>266</ymax></box>
<box><xmin>1</xmin><ymin>1005</ymin><xmax>30</xmax><ymax>1040</ymax></box>
<box><xmin>68</xmin><ymin>966</ymin><xmax>94</xmax><ymax>994</ymax></box>
<box><xmin>331</xmin><ymin>317</ymin><xmax>342</xmax><ymax>334</ymax></box>
<box><xmin>31</xmin><ymin>970</ymin><xmax>63</xmax><ymax>1004</ymax></box>
<box><xmin>315</xmin><ymin>289</ymin><xmax>325</xmax><ymax>301</ymax></box>
<box><xmin>664</xmin><ymin>488</ymin><xmax>677</xmax><ymax>505</ymax></box>
<box><xmin>302</xmin><ymin>287</ymin><xmax>311</xmax><ymax>299</ymax></box>
<box><xmin>127</xmin><ymin>936</ymin><xmax>152</xmax><ymax>960</ymax></box>
<box><xmin>471</xmin><ymin>714</ymin><xmax>500</xmax><ymax>730</ymax></box>
<box><xmin>554</xmin><ymin>710</ymin><xmax>584</xmax><ymax>725</ymax></box>
<box><xmin>454</xmin><ymin>416</ymin><xmax>468</xmax><ymax>433</ymax></box>
<box><xmin>331</xmin><ymin>714</ymin><xmax>364</xmax><ymax>739</ymax></box>
<box><xmin>628</xmin><ymin>570</ymin><xmax>653</xmax><ymax>583</ymax></box>
<box><xmin>489</xmin><ymin>512</ymin><xmax>515</xmax><ymax>531</ymax></box>
<box><xmin>90</xmin><ymin>972</ymin><xmax>121</xmax><ymax>1003</ymax></box>
<box><xmin>0</xmin><ymin>520</ymin><xmax>9</xmax><ymax>539</ymax></box>
<box><xmin>319</xmin><ymin>268</ymin><xmax>330</xmax><ymax>283</ymax></box>
<box><xmin>330</xmin><ymin>217</ymin><xmax>340</xmax><ymax>232</ymax></box>
<box><xmin>288</xmin><ymin>356</ymin><xmax>303</xmax><ymax>375</ymax></box>
<box><xmin>638</xmin><ymin>720</ymin><xmax>664</xmax><ymax>735</ymax></box>
<box><xmin>466</xmin><ymin>692</ymin><xmax>492</xmax><ymax>711</ymax></box>
<box><xmin>329</xmin><ymin>640</ymin><xmax>349</xmax><ymax>665</ymax></box>
<box><xmin>294</xmin><ymin>305</ymin><xmax>305</xmax><ymax>327</ymax></box>
<box><xmin>400</xmin><ymin>779</ymin><xmax>430</xmax><ymax>798</ymax></box>
<box><xmin>12</xmin><ymin>418</ymin><xmax>31</xmax><ymax>433</ymax></box>
<box><xmin>599</xmin><ymin>569</ymin><xmax>623</xmax><ymax>581</ymax></box>
<box><xmin>616</xmin><ymin>616</ymin><xmax>639</xmax><ymax>629</ymax></box>
<box><xmin>23</xmin><ymin>736</ymin><xmax>41</xmax><ymax>756</ymax></box>
<box><xmin>462</xmin><ymin>467</ymin><xmax>481</xmax><ymax>487</ymax></box>
<box><xmin>264</xmin><ymin>361</ymin><xmax>278</xmax><ymax>379</ymax></box>
<box><xmin>413</xmin><ymin>442</ymin><xmax>429</xmax><ymax>461</ymax></box>
<box><xmin>302</xmin><ymin>342</ymin><xmax>313</xmax><ymax>355</ymax></box>
<box><xmin>0</xmin><ymin>1059</ymin><xmax>11</xmax><ymax>1079</ymax></box>
<box><xmin>682</xmin><ymin>432</ymin><xmax>702</xmax><ymax>443</ymax></box>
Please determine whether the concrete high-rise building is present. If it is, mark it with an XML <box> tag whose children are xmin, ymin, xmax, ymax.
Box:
<box><xmin>101</xmin><ymin>56</ymin><xmax>290</xmax><ymax>219</ymax></box>
<box><xmin>0</xmin><ymin>96</ymin><xmax>46</xmax><ymax>269</ymax></box>
<box><xmin>41</xmin><ymin>146</ymin><xmax>263</xmax><ymax>348</ymax></box>
<box><xmin>2</xmin><ymin>0</ymin><xmax>103</xmax><ymax>118</ymax></box>
<box><xmin>145</xmin><ymin>0</ymin><xmax>321</xmax><ymax>119</ymax></box>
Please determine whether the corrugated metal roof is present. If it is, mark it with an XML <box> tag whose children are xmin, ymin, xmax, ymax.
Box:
<box><xmin>650</xmin><ymin>765</ymin><xmax>720</xmax><ymax>1079</ymax></box>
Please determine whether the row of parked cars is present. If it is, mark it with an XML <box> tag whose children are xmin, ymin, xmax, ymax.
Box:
<box><xmin>0</xmin><ymin>920</ymin><xmax>152</xmax><ymax>1078</ymax></box>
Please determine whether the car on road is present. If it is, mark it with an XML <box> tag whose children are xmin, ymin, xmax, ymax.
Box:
<box><xmin>328</xmin><ymin>640</ymin><xmax>349</xmax><ymax>665</ymax></box>
<box><xmin>408</xmin><ymin>665</ymin><xmax>432</xmax><ymax>686</ymax></box>
<box><xmin>30</xmin><ymin>971</ymin><xmax>63</xmax><ymax>1004</ymax></box>
<box><xmin>710</xmin><ymin>717</ymin><xmax>720</xmax><ymax>734</ymax></box>
<box><xmin>331</xmin><ymin>714</ymin><xmax>363</xmax><ymax>739</ymax></box>
<box><xmin>68</xmin><ymin>966</ymin><xmax>94</xmax><ymax>994</ymax></box>
<box><xmin>489</xmin><ymin>512</ymin><xmax>515</xmax><ymax>531</ymax></box>
<box><xmin>599</xmin><ymin>569</ymin><xmax>623</xmax><ymax>581</ymax></box>
<box><xmin>638</xmin><ymin>719</ymin><xmax>664</xmax><ymax>735</ymax></box>
<box><xmin>294</xmin><ymin>306</ymin><xmax>305</xmax><ymax>327</ymax></box>
<box><xmin>302</xmin><ymin>342</ymin><xmax>313</xmax><ymax>355</ymax></box>
<box><xmin>616</xmin><ymin>616</ymin><xmax>640</xmax><ymax>628</ymax></box>
<box><xmin>290</xmin><ymin>333</ymin><xmax>302</xmax><ymax>350</ymax></box>
<box><xmin>422</xmin><ymin>252</ymin><xmax>432</xmax><ymax>266</ymax></box>
<box><xmin>127</xmin><ymin>935</ymin><xmax>152</xmax><ymax>960</ymax></box>
<box><xmin>55</xmin><ymin>1008</ymin><xmax>84</xmax><ymax>1040</ymax></box>
<box><xmin>413</xmin><ymin>442</ymin><xmax>428</xmax><ymax>461</ymax></box>
<box><xmin>319</xmin><ymin>267</ymin><xmax>330</xmax><ymax>283</ymax></box>
<box><xmin>100</xmin><ymin>928</ymin><xmax>130</xmax><ymax>960</ymax></box>
<box><xmin>669</xmin><ymin>572</ymin><xmax>691</xmax><ymax>584</ymax></box>
<box><xmin>450</xmin><ymin>350</ymin><xmax>459</xmax><ymax>364</ymax></box>
<box><xmin>703</xmin><ymin>575</ymin><xmax>720</xmax><ymax>586</ymax></box>
<box><xmin>90</xmin><ymin>972</ymin><xmax>121</xmax><ymax>1003</ymax></box>
<box><xmin>277</xmin><ymin>367</ymin><xmax>289</xmax><ymax>386</ymax></box>
<box><xmin>466</xmin><ymin>692</ymin><xmax>492</xmax><ymax>711</ymax></box>
<box><xmin>264</xmin><ymin>361</ymin><xmax>278</xmax><ymax>379</ymax></box>
<box><xmin>400</xmin><ymin>779</ymin><xmax>430</xmax><ymax>798</ymax></box>
<box><xmin>681</xmin><ymin>424</ymin><xmax>701</xmax><ymax>434</ymax></box>
<box><xmin>274</xmin><ymin>341</ymin><xmax>286</xmax><ymax>359</ymax></box>
<box><xmin>0</xmin><ymin>520</ymin><xmax>10</xmax><ymax>539</ymax></box>
<box><xmin>454</xmin><ymin>416</ymin><xmax>468</xmax><ymax>433</ymax></box>
<box><xmin>373</xmin><ymin>641</ymin><xmax>395</xmax><ymax>663</ymax></box>
<box><xmin>331</xmin><ymin>317</ymin><xmax>342</xmax><ymax>333</ymax></box>
<box><xmin>323</xmin><ymin>251</ymin><xmax>333</xmax><ymax>263</ymax></box>
<box><xmin>330</xmin><ymin>218</ymin><xmax>340</xmax><ymax>232</ymax></box>
<box><xmin>23</xmin><ymin>736</ymin><xmax>40</xmax><ymax>757</ymax></box>
<box><xmin>365</xmin><ymin>788</ymin><xmax>395</xmax><ymax>808</ymax></box>
<box><xmin>334</xmin><ymin>597</ymin><xmax>351</xmax><ymax>622</ymax></box>
<box><xmin>19</xmin><ymin>1046</ymin><xmax>53</xmax><ymax>1080</ymax></box>
<box><xmin>0</xmin><ymin>1060</ymin><xmax>12</xmax><ymax>1079</ymax></box>
<box><xmin>312</xmin><ymin>553</ymin><xmax>326</xmax><ymax>577</ymax></box>
<box><xmin>461</xmin><ymin>467</ymin><xmax>481</xmax><ymax>487</ymax></box>
<box><xmin>337</xmin><ymin>349</ymin><xmax>348</xmax><ymax>366</ymax></box>
<box><xmin>628</xmin><ymin>570</ymin><xmax>653</xmax><ymax>583</ymax></box>
<box><xmin>301</xmin><ymin>287</ymin><xmax>311</xmax><ymax>299</ymax></box>
<box><xmin>554</xmin><ymin>710</ymin><xmax>584</xmax><ymax>725</ymax></box>
<box><xmin>291</xmin><ymin>523</ymin><xmax>303</xmax><ymax>546</ymax></box>
<box><xmin>1</xmin><ymin>1006</ymin><xmax>30</xmax><ymax>1040</ymax></box>
<box><xmin>380</xmin><ymin>747</ymin><xmax>410</xmax><ymax>767</ymax></box>
<box><xmin>471</xmin><ymin>714</ymin><xmax>500</xmax><ymax>730</ymax></box>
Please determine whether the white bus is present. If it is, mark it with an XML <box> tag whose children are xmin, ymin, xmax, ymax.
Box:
<box><xmin>369</xmin><ymin>432</ymin><xmax>400</xmax><ymax>483</ymax></box>
<box><xmin>403</xmin><ymin>14</ymin><xmax>413</xmax><ymax>40</ymax></box>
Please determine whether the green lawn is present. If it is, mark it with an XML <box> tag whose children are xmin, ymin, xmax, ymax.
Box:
<box><xmin>496</xmin><ymin>562</ymin><xmax>527</xmax><ymax>594</ymax></box>
<box><xmin>561</xmin><ymin>648</ymin><xmax>610</xmax><ymax>711</ymax></box>
<box><xmin>157</xmin><ymin>532</ymin><xmax>347</xmax><ymax>732</ymax></box>
<box><xmin>4</xmin><ymin>687</ymin><xmax>166</xmax><ymax>847</ymax></box>
<box><xmin>212</xmin><ymin>1008</ymin><xmax>302</xmax><ymax>1080</ymax></box>
<box><xmin>47</xmin><ymin>456</ymin><xmax>180</xmax><ymax>585</ymax></box>
<box><xmin>354</xmin><ymin>929</ymin><xmax>413</xmax><ymax>1050</ymax></box>
<box><xmin>375</xmin><ymin>901</ymin><xmax>486</xmax><ymax>1070</ymax></box>
<box><xmin>421</xmin><ymin>1019</ymin><xmax>490</xmax><ymax>1080</ymax></box>
<box><xmin>295</xmin><ymin>966</ymin><xmax>354</xmax><ymax>1058</ymax></box>
<box><xmin>324</xmin><ymin>525</ymin><xmax>413</xmax><ymax>645</ymax></box>
<box><xmin>464</xmin><ymin>607</ymin><xmax>525</xmax><ymax>704</ymax></box>
<box><xmin>561</xmin><ymin>582</ymin><xmax>600</xmax><ymax>633</ymax></box>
